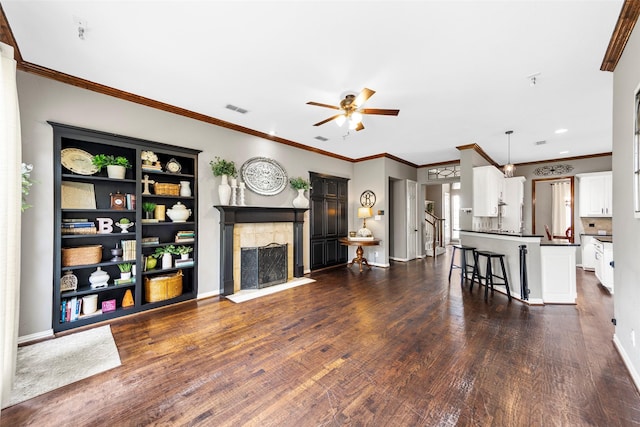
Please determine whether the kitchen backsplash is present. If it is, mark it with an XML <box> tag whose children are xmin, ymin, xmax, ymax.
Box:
<box><xmin>580</xmin><ymin>218</ymin><xmax>612</xmax><ymax>235</ymax></box>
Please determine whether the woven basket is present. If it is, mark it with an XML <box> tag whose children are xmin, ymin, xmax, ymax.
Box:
<box><xmin>154</xmin><ymin>183</ymin><xmax>180</xmax><ymax>196</ymax></box>
<box><xmin>144</xmin><ymin>270</ymin><xmax>183</xmax><ymax>302</ymax></box>
<box><xmin>61</xmin><ymin>245</ymin><xmax>102</xmax><ymax>267</ymax></box>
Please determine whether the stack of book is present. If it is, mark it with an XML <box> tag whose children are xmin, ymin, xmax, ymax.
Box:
<box><xmin>141</xmin><ymin>236</ymin><xmax>160</xmax><ymax>246</ymax></box>
<box><xmin>175</xmin><ymin>230</ymin><xmax>195</xmax><ymax>243</ymax></box>
<box><xmin>141</xmin><ymin>163</ymin><xmax>162</xmax><ymax>172</ymax></box>
<box><xmin>121</xmin><ymin>240</ymin><xmax>136</xmax><ymax>261</ymax></box>
<box><xmin>175</xmin><ymin>257</ymin><xmax>194</xmax><ymax>268</ymax></box>
<box><xmin>61</xmin><ymin>219</ymin><xmax>96</xmax><ymax>235</ymax></box>
<box><xmin>114</xmin><ymin>277</ymin><xmax>136</xmax><ymax>285</ymax></box>
<box><xmin>126</xmin><ymin>193</ymin><xmax>136</xmax><ymax>210</ymax></box>
<box><xmin>60</xmin><ymin>297</ymin><xmax>82</xmax><ymax>323</ymax></box>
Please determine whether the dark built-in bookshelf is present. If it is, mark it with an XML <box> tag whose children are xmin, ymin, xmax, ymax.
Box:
<box><xmin>51</xmin><ymin>122</ymin><xmax>201</xmax><ymax>332</ymax></box>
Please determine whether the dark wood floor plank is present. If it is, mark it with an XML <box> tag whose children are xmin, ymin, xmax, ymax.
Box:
<box><xmin>2</xmin><ymin>251</ymin><xmax>640</xmax><ymax>426</ymax></box>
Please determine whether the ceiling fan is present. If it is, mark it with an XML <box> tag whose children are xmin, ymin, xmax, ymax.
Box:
<box><xmin>307</xmin><ymin>88</ymin><xmax>399</xmax><ymax>132</ymax></box>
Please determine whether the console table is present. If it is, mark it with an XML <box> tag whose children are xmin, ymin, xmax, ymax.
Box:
<box><xmin>338</xmin><ymin>238</ymin><xmax>381</xmax><ymax>272</ymax></box>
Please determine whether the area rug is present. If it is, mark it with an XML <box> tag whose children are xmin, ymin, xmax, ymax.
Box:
<box><xmin>226</xmin><ymin>277</ymin><xmax>316</xmax><ymax>303</ymax></box>
<box><xmin>3</xmin><ymin>325</ymin><xmax>121</xmax><ymax>408</ymax></box>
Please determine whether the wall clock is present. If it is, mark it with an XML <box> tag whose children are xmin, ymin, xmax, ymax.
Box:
<box><xmin>110</xmin><ymin>192</ymin><xmax>127</xmax><ymax>209</ymax></box>
<box><xmin>165</xmin><ymin>158</ymin><xmax>182</xmax><ymax>173</ymax></box>
<box><xmin>360</xmin><ymin>190</ymin><xmax>376</xmax><ymax>207</ymax></box>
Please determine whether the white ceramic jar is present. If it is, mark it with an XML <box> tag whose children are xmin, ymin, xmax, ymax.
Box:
<box><xmin>166</xmin><ymin>202</ymin><xmax>192</xmax><ymax>222</ymax></box>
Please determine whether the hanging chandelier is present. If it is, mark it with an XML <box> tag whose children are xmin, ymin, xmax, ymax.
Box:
<box><xmin>504</xmin><ymin>130</ymin><xmax>515</xmax><ymax>178</ymax></box>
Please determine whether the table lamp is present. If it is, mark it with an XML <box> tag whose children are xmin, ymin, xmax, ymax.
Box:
<box><xmin>357</xmin><ymin>207</ymin><xmax>373</xmax><ymax>237</ymax></box>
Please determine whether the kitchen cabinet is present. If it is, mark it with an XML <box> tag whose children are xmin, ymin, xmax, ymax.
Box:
<box><xmin>594</xmin><ymin>238</ymin><xmax>614</xmax><ymax>294</ymax></box>
<box><xmin>577</xmin><ymin>172</ymin><xmax>612</xmax><ymax>217</ymax></box>
<box><xmin>473</xmin><ymin>166</ymin><xmax>504</xmax><ymax>217</ymax></box>
<box><xmin>501</xmin><ymin>176</ymin><xmax>525</xmax><ymax>232</ymax></box>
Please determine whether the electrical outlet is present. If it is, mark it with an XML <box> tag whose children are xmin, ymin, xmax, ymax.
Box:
<box><xmin>375</xmin><ymin>251</ymin><xmax>379</xmax><ymax>257</ymax></box>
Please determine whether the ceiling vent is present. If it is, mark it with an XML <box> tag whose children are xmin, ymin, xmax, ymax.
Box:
<box><xmin>225</xmin><ymin>104</ymin><xmax>248</xmax><ymax>114</ymax></box>
<box><xmin>535</xmin><ymin>140</ymin><xmax>547</xmax><ymax>146</ymax></box>
<box><xmin>314</xmin><ymin>136</ymin><xmax>328</xmax><ymax>142</ymax></box>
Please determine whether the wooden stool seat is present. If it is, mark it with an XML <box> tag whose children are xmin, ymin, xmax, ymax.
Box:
<box><xmin>471</xmin><ymin>250</ymin><xmax>512</xmax><ymax>301</ymax></box>
<box><xmin>449</xmin><ymin>245</ymin><xmax>477</xmax><ymax>287</ymax></box>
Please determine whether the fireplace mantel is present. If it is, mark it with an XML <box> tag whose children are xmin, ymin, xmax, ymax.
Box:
<box><xmin>215</xmin><ymin>206</ymin><xmax>308</xmax><ymax>295</ymax></box>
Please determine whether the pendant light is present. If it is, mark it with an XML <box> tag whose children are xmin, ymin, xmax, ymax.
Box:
<box><xmin>504</xmin><ymin>130</ymin><xmax>515</xmax><ymax>178</ymax></box>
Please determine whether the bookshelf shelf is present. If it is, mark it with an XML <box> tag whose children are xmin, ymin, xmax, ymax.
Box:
<box><xmin>51</xmin><ymin>122</ymin><xmax>201</xmax><ymax>332</ymax></box>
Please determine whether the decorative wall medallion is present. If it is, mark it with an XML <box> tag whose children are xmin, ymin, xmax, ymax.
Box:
<box><xmin>360</xmin><ymin>190</ymin><xmax>376</xmax><ymax>207</ymax></box>
<box><xmin>241</xmin><ymin>157</ymin><xmax>288</xmax><ymax>195</ymax></box>
<box><xmin>533</xmin><ymin>164</ymin><xmax>574</xmax><ymax>176</ymax></box>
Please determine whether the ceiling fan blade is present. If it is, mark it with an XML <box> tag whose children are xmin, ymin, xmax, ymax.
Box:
<box><xmin>360</xmin><ymin>108</ymin><xmax>400</xmax><ymax>116</ymax></box>
<box><xmin>313</xmin><ymin>114</ymin><xmax>343</xmax><ymax>126</ymax></box>
<box><xmin>306</xmin><ymin>101</ymin><xmax>341</xmax><ymax>110</ymax></box>
<box><xmin>355</xmin><ymin>122</ymin><xmax>365</xmax><ymax>131</ymax></box>
<box><xmin>355</xmin><ymin>88</ymin><xmax>375</xmax><ymax>106</ymax></box>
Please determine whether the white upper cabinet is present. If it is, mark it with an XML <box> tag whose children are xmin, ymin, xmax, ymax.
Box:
<box><xmin>473</xmin><ymin>166</ymin><xmax>504</xmax><ymax>217</ymax></box>
<box><xmin>577</xmin><ymin>171</ymin><xmax>612</xmax><ymax>217</ymax></box>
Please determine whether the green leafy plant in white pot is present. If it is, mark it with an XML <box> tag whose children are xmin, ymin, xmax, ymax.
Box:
<box><xmin>92</xmin><ymin>154</ymin><xmax>132</xmax><ymax>179</ymax></box>
<box><xmin>153</xmin><ymin>245</ymin><xmax>177</xmax><ymax>269</ymax></box>
<box><xmin>210</xmin><ymin>157</ymin><xmax>237</xmax><ymax>205</ymax></box>
<box><xmin>118</xmin><ymin>262</ymin><xmax>133</xmax><ymax>280</ymax></box>
<box><xmin>289</xmin><ymin>177</ymin><xmax>311</xmax><ymax>208</ymax></box>
<box><xmin>175</xmin><ymin>245</ymin><xmax>193</xmax><ymax>260</ymax></box>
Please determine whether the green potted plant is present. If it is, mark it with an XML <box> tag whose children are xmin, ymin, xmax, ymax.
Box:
<box><xmin>142</xmin><ymin>202</ymin><xmax>157</xmax><ymax>221</ymax></box>
<box><xmin>92</xmin><ymin>154</ymin><xmax>132</xmax><ymax>179</ymax></box>
<box><xmin>117</xmin><ymin>262</ymin><xmax>133</xmax><ymax>280</ymax></box>
<box><xmin>152</xmin><ymin>245</ymin><xmax>176</xmax><ymax>269</ymax></box>
<box><xmin>115</xmin><ymin>217</ymin><xmax>134</xmax><ymax>233</ymax></box>
<box><xmin>175</xmin><ymin>245</ymin><xmax>193</xmax><ymax>260</ymax></box>
<box><xmin>210</xmin><ymin>157</ymin><xmax>237</xmax><ymax>205</ymax></box>
<box><xmin>289</xmin><ymin>177</ymin><xmax>311</xmax><ymax>208</ymax></box>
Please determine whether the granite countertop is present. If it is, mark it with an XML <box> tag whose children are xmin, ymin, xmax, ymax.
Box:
<box><xmin>540</xmin><ymin>242</ymin><xmax>581</xmax><ymax>247</ymax></box>
<box><xmin>594</xmin><ymin>236</ymin><xmax>613</xmax><ymax>244</ymax></box>
<box><xmin>459</xmin><ymin>229</ymin><xmax>543</xmax><ymax>238</ymax></box>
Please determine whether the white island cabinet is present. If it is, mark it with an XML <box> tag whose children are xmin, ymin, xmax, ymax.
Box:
<box><xmin>541</xmin><ymin>245</ymin><xmax>577</xmax><ymax>304</ymax></box>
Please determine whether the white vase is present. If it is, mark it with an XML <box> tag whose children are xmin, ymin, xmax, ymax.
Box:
<box><xmin>162</xmin><ymin>253</ymin><xmax>173</xmax><ymax>270</ymax></box>
<box><xmin>120</xmin><ymin>271</ymin><xmax>132</xmax><ymax>280</ymax></box>
<box><xmin>292</xmin><ymin>188</ymin><xmax>309</xmax><ymax>208</ymax></box>
<box><xmin>218</xmin><ymin>174</ymin><xmax>231</xmax><ymax>205</ymax></box>
<box><xmin>180</xmin><ymin>181</ymin><xmax>192</xmax><ymax>197</ymax></box>
<box><xmin>181</xmin><ymin>253</ymin><xmax>189</xmax><ymax>260</ymax></box>
<box><xmin>106</xmin><ymin>165</ymin><xmax>126</xmax><ymax>179</ymax></box>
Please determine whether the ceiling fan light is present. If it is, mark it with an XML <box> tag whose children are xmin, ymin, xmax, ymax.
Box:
<box><xmin>351</xmin><ymin>111</ymin><xmax>363</xmax><ymax>123</ymax></box>
<box><xmin>335</xmin><ymin>115</ymin><xmax>346</xmax><ymax>127</ymax></box>
<box><xmin>348</xmin><ymin>119</ymin><xmax>358</xmax><ymax>130</ymax></box>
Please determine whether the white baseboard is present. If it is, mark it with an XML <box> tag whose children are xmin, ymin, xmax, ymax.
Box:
<box><xmin>197</xmin><ymin>290</ymin><xmax>220</xmax><ymax>300</ymax></box>
<box><xmin>368</xmin><ymin>261</ymin><xmax>390</xmax><ymax>268</ymax></box>
<box><xmin>18</xmin><ymin>329</ymin><xmax>54</xmax><ymax>345</ymax></box>
<box><xmin>613</xmin><ymin>334</ymin><xmax>640</xmax><ymax>394</ymax></box>
<box><xmin>389</xmin><ymin>256</ymin><xmax>411</xmax><ymax>262</ymax></box>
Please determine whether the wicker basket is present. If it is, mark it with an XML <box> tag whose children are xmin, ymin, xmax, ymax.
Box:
<box><xmin>61</xmin><ymin>245</ymin><xmax>102</xmax><ymax>267</ymax></box>
<box><xmin>144</xmin><ymin>270</ymin><xmax>183</xmax><ymax>302</ymax></box>
<box><xmin>154</xmin><ymin>183</ymin><xmax>180</xmax><ymax>196</ymax></box>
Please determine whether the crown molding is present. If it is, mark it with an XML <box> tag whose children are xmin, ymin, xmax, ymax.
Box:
<box><xmin>601</xmin><ymin>0</ymin><xmax>640</xmax><ymax>72</ymax></box>
<box><xmin>456</xmin><ymin>143</ymin><xmax>499</xmax><ymax>167</ymax></box>
<box><xmin>417</xmin><ymin>159</ymin><xmax>460</xmax><ymax>169</ymax></box>
<box><xmin>511</xmin><ymin>152</ymin><xmax>612</xmax><ymax>167</ymax></box>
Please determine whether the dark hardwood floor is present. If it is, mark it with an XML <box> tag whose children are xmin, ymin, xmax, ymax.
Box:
<box><xmin>3</xmin><ymin>251</ymin><xmax>640</xmax><ymax>426</ymax></box>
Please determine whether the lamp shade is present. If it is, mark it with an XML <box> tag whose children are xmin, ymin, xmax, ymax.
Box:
<box><xmin>358</xmin><ymin>207</ymin><xmax>373</xmax><ymax>218</ymax></box>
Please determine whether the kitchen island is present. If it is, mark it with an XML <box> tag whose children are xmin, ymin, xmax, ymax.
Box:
<box><xmin>460</xmin><ymin>230</ymin><xmax>579</xmax><ymax>304</ymax></box>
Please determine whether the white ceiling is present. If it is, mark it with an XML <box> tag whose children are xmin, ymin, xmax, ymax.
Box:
<box><xmin>2</xmin><ymin>1</ymin><xmax>622</xmax><ymax>166</ymax></box>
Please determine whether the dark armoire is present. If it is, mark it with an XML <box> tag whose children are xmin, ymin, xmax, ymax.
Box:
<box><xmin>309</xmin><ymin>172</ymin><xmax>349</xmax><ymax>270</ymax></box>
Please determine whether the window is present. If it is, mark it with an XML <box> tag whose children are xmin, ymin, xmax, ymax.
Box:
<box><xmin>427</xmin><ymin>164</ymin><xmax>461</xmax><ymax>180</ymax></box>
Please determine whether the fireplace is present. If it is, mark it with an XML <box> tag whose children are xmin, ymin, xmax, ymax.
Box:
<box><xmin>241</xmin><ymin>243</ymin><xmax>288</xmax><ymax>289</ymax></box>
<box><xmin>215</xmin><ymin>206</ymin><xmax>308</xmax><ymax>296</ymax></box>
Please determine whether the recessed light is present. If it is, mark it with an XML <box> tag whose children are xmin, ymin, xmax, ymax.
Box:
<box><xmin>555</xmin><ymin>128</ymin><xmax>568</xmax><ymax>134</ymax></box>
<box><xmin>559</xmin><ymin>150</ymin><xmax>569</xmax><ymax>155</ymax></box>
<box><xmin>269</xmin><ymin>130</ymin><xmax>276</xmax><ymax>136</ymax></box>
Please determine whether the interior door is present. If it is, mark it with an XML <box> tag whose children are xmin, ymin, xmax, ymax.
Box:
<box><xmin>407</xmin><ymin>180</ymin><xmax>418</xmax><ymax>260</ymax></box>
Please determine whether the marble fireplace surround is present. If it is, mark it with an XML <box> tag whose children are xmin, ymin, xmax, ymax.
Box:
<box><xmin>215</xmin><ymin>206</ymin><xmax>307</xmax><ymax>296</ymax></box>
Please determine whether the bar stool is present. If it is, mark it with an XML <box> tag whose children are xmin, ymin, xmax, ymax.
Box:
<box><xmin>471</xmin><ymin>250</ymin><xmax>512</xmax><ymax>301</ymax></box>
<box><xmin>448</xmin><ymin>245</ymin><xmax>477</xmax><ymax>287</ymax></box>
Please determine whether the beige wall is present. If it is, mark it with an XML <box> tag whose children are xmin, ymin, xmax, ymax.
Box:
<box><xmin>18</xmin><ymin>72</ymin><xmax>355</xmax><ymax>338</ymax></box>
<box><xmin>611</xmin><ymin>18</ymin><xmax>640</xmax><ymax>388</ymax></box>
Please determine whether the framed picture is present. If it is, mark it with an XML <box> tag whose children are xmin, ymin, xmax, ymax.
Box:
<box><xmin>61</xmin><ymin>181</ymin><xmax>96</xmax><ymax>209</ymax></box>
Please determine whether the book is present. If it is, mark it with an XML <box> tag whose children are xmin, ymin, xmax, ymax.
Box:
<box><xmin>175</xmin><ymin>258</ymin><xmax>194</xmax><ymax>267</ymax></box>
<box><xmin>141</xmin><ymin>237</ymin><xmax>160</xmax><ymax>246</ymax></box>
<box><xmin>61</xmin><ymin>222</ymin><xmax>95</xmax><ymax>228</ymax></box>
<box><xmin>102</xmin><ymin>299</ymin><xmax>116</xmax><ymax>313</ymax></box>
<box><xmin>126</xmin><ymin>193</ymin><xmax>136</xmax><ymax>210</ymax></box>
<box><xmin>121</xmin><ymin>240</ymin><xmax>136</xmax><ymax>261</ymax></box>
<box><xmin>114</xmin><ymin>277</ymin><xmax>136</xmax><ymax>285</ymax></box>
<box><xmin>174</xmin><ymin>237</ymin><xmax>194</xmax><ymax>243</ymax></box>
<box><xmin>62</xmin><ymin>218</ymin><xmax>89</xmax><ymax>223</ymax></box>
